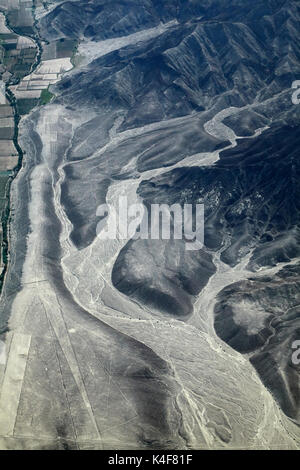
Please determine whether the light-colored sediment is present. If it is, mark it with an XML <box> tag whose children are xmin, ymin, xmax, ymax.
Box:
<box><xmin>0</xmin><ymin>98</ymin><xmax>298</xmax><ymax>448</ymax></box>
<box><xmin>0</xmin><ymin>7</ymin><xmax>299</xmax><ymax>449</ymax></box>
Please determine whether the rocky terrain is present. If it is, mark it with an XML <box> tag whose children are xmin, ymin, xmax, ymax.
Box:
<box><xmin>0</xmin><ymin>0</ymin><xmax>299</xmax><ymax>450</ymax></box>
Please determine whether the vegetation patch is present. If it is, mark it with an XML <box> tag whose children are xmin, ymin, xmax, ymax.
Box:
<box><xmin>39</xmin><ymin>88</ymin><xmax>54</xmax><ymax>105</ymax></box>
<box><xmin>17</xmin><ymin>98</ymin><xmax>38</xmax><ymax>115</ymax></box>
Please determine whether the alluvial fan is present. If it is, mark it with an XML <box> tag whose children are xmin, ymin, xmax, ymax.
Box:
<box><xmin>0</xmin><ymin>0</ymin><xmax>299</xmax><ymax>450</ymax></box>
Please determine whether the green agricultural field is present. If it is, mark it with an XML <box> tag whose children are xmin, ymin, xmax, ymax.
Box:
<box><xmin>1</xmin><ymin>48</ymin><xmax>34</xmax><ymax>78</ymax></box>
<box><xmin>57</xmin><ymin>38</ymin><xmax>77</xmax><ymax>58</ymax></box>
<box><xmin>0</xmin><ymin>128</ymin><xmax>14</xmax><ymax>139</ymax></box>
<box><xmin>17</xmin><ymin>98</ymin><xmax>38</xmax><ymax>115</ymax></box>
<box><xmin>40</xmin><ymin>88</ymin><xmax>54</xmax><ymax>105</ymax></box>
<box><xmin>0</xmin><ymin>175</ymin><xmax>9</xmax><ymax>201</ymax></box>
<box><xmin>0</xmin><ymin>106</ymin><xmax>13</xmax><ymax>118</ymax></box>
<box><xmin>6</xmin><ymin>12</ymin><xmax>35</xmax><ymax>37</ymax></box>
